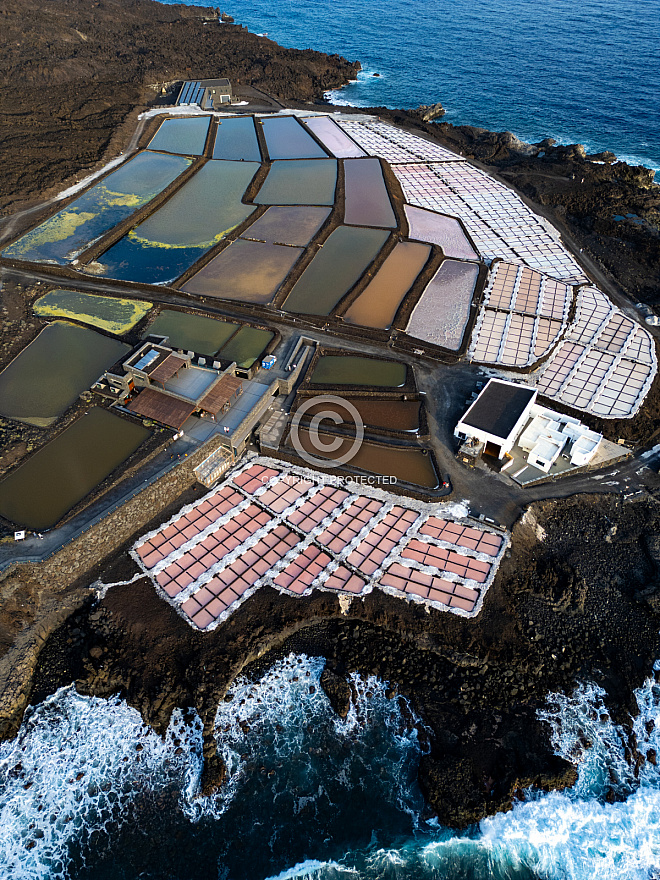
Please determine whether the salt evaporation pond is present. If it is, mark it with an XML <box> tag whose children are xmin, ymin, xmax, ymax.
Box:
<box><xmin>218</xmin><ymin>327</ymin><xmax>275</xmax><ymax>369</ymax></box>
<box><xmin>0</xmin><ymin>322</ymin><xmax>130</xmax><ymax>427</ymax></box>
<box><xmin>254</xmin><ymin>160</ymin><xmax>337</xmax><ymax>206</ymax></box>
<box><xmin>0</xmin><ymin>408</ymin><xmax>151</xmax><ymax>529</ymax></box>
<box><xmin>283</xmin><ymin>226</ymin><xmax>389</xmax><ymax>315</ymax></box>
<box><xmin>343</xmin><ymin>241</ymin><xmax>431</xmax><ymax>329</ymax></box>
<box><xmin>405</xmin><ymin>204</ymin><xmax>479</xmax><ymax>260</ymax></box>
<box><xmin>407</xmin><ymin>259</ymin><xmax>480</xmax><ymax>350</ymax></box>
<box><xmin>343</xmin><ymin>158</ymin><xmax>396</xmax><ymax>228</ymax></box>
<box><xmin>182</xmin><ymin>239</ymin><xmax>303</xmax><ymax>304</ymax></box>
<box><xmin>260</xmin><ymin>115</ymin><xmax>327</xmax><ymax>159</ymax></box>
<box><xmin>148</xmin><ymin>116</ymin><xmax>211</xmax><ymax>155</ymax></box>
<box><xmin>309</xmin><ymin>354</ymin><xmax>407</xmax><ymax>387</ymax></box>
<box><xmin>241</xmin><ymin>205</ymin><xmax>330</xmax><ymax>246</ymax></box>
<box><xmin>34</xmin><ymin>290</ymin><xmax>152</xmax><ymax>335</ymax></box>
<box><xmin>212</xmin><ymin>116</ymin><xmax>261</xmax><ymax>162</ymax></box>
<box><xmin>94</xmin><ymin>160</ymin><xmax>259</xmax><ymax>284</ymax></box>
<box><xmin>302</xmin><ymin>397</ymin><xmax>421</xmax><ymax>432</ymax></box>
<box><xmin>145</xmin><ymin>309</ymin><xmax>238</xmax><ymax>356</ymax></box>
<box><xmin>302</xmin><ymin>116</ymin><xmax>366</xmax><ymax>158</ymax></box>
<box><xmin>1</xmin><ymin>151</ymin><xmax>190</xmax><ymax>264</ymax></box>
<box><xmin>294</xmin><ymin>428</ymin><xmax>439</xmax><ymax>488</ymax></box>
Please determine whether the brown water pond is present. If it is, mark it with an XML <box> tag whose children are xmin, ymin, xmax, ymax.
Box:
<box><xmin>343</xmin><ymin>241</ymin><xmax>431</xmax><ymax>329</ymax></box>
<box><xmin>343</xmin><ymin>158</ymin><xmax>396</xmax><ymax>228</ymax></box>
<box><xmin>301</xmin><ymin>397</ymin><xmax>421</xmax><ymax>432</ymax></box>
<box><xmin>293</xmin><ymin>427</ymin><xmax>438</xmax><ymax>489</ymax></box>
<box><xmin>182</xmin><ymin>239</ymin><xmax>303</xmax><ymax>304</ymax></box>
<box><xmin>283</xmin><ymin>227</ymin><xmax>389</xmax><ymax>316</ymax></box>
<box><xmin>0</xmin><ymin>408</ymin><xmax>151</xmax><ymax>530</ymax></box>
<box><xmin>309</xmin><ymin>355</ymin><xmax>407</xmax><ymax>388</ymax></box>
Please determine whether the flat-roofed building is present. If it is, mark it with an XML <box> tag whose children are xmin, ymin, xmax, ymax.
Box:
<box><xmin>455</xmin><ymin>379</ymin><xmax>537</xmax><ymax>460</ymax></box>
<box><xmin>177</xmin><ymin>78</ymin><xmax>233</xmax><ymax>110</ymax></box>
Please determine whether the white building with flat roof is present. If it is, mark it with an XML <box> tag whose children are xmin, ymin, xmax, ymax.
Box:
<box><xmin>455</xmin><ymin>379</ymin><xmax>537</xmax><ymax>460</ymax></box>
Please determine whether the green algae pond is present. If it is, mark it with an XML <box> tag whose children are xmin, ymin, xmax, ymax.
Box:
<box><xmin>145</xmin><ymin>310</ymin><xmax>238</xmax><ymax>356</ymax></box>
<box><xmin>241</xmin><ymin>206</ymin><xmax>330</xmax><ymax>246</ymax></box>
<box><xmin>343</xmin><ymin>241</ymin><xmax>431</xmax><ymax>329</ymax></box>
<box><xmin>93</xmin><ymin>160</ymin><xmax>259</xmax><ymax>285</ymax></box>
<box><xmin>283</xmin><ymin>226</ymin><xmax>389</xmax><ymax>315</ymax></box>
<box><xmin>254</xmin><ymin>160</ymin><xmax>337</xmax><ymax>206</ymax></box>
<box><xmin>0</xmin><ymin>408</ymin><xmax>151</xmax><ymax>530</ymax></box>
<box><xmin>293</xmin><ymin>428</ymin><xmax>439</xmax><ymax>489</ymax></box>
<box><xmin>260</xmin><ymin>116</ymin><xmax>327</xmax><ymax>160</ymax></box>
<box><xmin>343</xmin><ymin>158</ymin><xmax>396</xmax><ymax>228</ymax></box>
<box><xmin>0</xmin><ymin>322</ymin><xmax>130</xmax><ymax>427</ymax></box>
<box><xmin>213</xmin><ymin>117</ymin><xmax>261</xmax><ymax>161</ymax></box>
<box><xmin>1</xmin><ymin>151</ymin><xmax>191</xmax><ymax>265</ymax></box>
<box><xmin>309</xmin><ymin>355</ymin><xmax>407</xmax><ymax>388</ymax></box>
<box><xmin>182</xmin><ymin>239</ymin><xmax>303</xmax><ymax>305</ymax></box>
<box><xmin>217</xmin><ymin>327</ymin><xmax>274</xmax><ymax>369</ymax></box>
<box><xmin>148</xmin><ymin>116</ymin><xmax>211</xmax><ymax>155</ymax></box>
<box><xmin>33</xmin><ymin>290</ymin><xmax>152</xmax><ymax>335</ymax></box>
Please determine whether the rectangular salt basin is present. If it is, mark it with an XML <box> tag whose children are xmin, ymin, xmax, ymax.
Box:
<box><xmin>406</xmin><ymin>260</ymin><xmax>480</xmax><ymax>350</ymax></box>
<box><xmin>213</xmin><ymin>116</ymin><xmax>261</xmax><ymax>161</ymax></box>
<box><xmin>182</xmin><ymin>239</ymin><xmax>303</xmax><ymax>304</ymax></box>
<box><xmin>260</xmin><ymin>116</ymin><xmax>327</xmax><ymax>159</ymax></box>
<box><xmin>309</xmin><ymin>355</ymin><xmax>407</xmax><ymax>387</ymax></box>
<box><xmin>0</xmin><ymin>408</ymin><xmax>151</xmax><ymax>530</ymax></box>
<box><xmin>302</xmin><ymin>117</ymin><xmax>366</xmax><ymax>158</ymax></box>
<box><xmin>145</xmin><ymin>309</ymin><xmax>238</xmax><ymax>356</ymax></box>
<box><xmin>241</xmin><ymin>206</ymin><xmax>330</xmax><ymax>246</ymax></box>
<box><xmin>2</xmin><ymin>151</ymin><xmax>191</xmax><ymax>265</ymax></box>
<box><xmin>0</xmin><ymin>321</ymin><xmax>130</xmax><ymax>427</ymax></box>
<box><xmin>283</xmin><ymin>226</ymin><xmax>389</xmax><ymax>315</ymax></box>
<box><xmin>254</xmin><ymin>160</ymin><xmax>337</xmax><ymax>206</ymax></box>
<box><xmin>93</xmin><ymin>160</ymin><xmax>260</xmax><ymax>285</ymax></box>
<box><xmin>217</xmin><ymin>327</ymin><xmax>275</xmax><ymax>369</ymax></box>
<box><xmin>404</xmin><ymin>204</ymin><xmax>479</xmax><ymax>260</ymax></box>
<box><xmin>148</xmin><ymin>116</ymin><xmax>211</xmax><ymax>155</ymax></box>
<box><xmin>343</xmin><ymin>241</ymin><xmax>430</xmax><ymax>329</ymax></box>
<box><xmin>343</xmin><ymin>158</ymin><xmax>396</xmax><ymax>228</ymax></box>
<box><xmin>301</xmin><ymin>397</ymin><xmax>421</xmax><ymax>432</ymax></box>
<box><xmin>33</xmin><ymin>290</ymin><xmax>152</xmax><ymax>335</ymax></box>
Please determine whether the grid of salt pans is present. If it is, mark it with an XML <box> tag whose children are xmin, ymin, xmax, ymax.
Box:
<box><xmin>132</xmin><ymin>460</ymin><xmax>508</xmax><ymax>630</ymax></box>
<box><xmin>336</xmin><ymin>118</ymin><xmax>464</xmax><ymax>164</ymax></box>
<box><xmin>536</xmin><ymin>287</ymin><xmax>657</xmax><ymax>417</ymax></box>
<box><xmin>469</xmin><ymin>262</ymin><xmax>573</xmax><ymax>367</ymax></box>
<box><xmin>394</xmin><ymin>162</ymin><xmax>587</xmax><ymax>283</ymax></box>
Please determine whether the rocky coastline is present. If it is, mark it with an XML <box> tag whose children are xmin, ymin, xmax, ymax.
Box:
<box><xmin>1</xmin><ymin>0</ymin><xmax>660</xmax><ymax>832</ymax></box>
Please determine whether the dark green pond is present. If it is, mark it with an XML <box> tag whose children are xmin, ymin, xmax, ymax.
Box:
<box><xmin>0</xmin><ymin>322</ymin><xmax>130</xmax><ymax>427</ymax></box>
<box><xmin>148</xmin><ymin>116</ymin><xmax>211</xmax><ymax>155</ymax></box>
<box><xmin>261</xmin><ymin>116</ymin><xmax>327</xmax><ymax>159</ymax></box>
<box><xmin>182</xmin><ymin>239</ymin><xmax>302</xmax><ymax>305</ymax></box>
<box><xmin>1</xmin><ymin>152</ymin><xmax>190</xmax><ymax>265</ymax></box>
<box><xmin>0</xmin><ymin>408</ymin><xmax>151</xmax><ymax>530</ymax></box>
<box><xmin>94</xmin><ymin>160</ymin><xmax>259</xmax><ymax>285</ymax></box>
<box><xmin>283</xmin><ymin>226</ymin><xmax>389</xmax><ymax>315</ymax></box>
<box><xmin>218</xmin><ymin>327</ymin><xmax>275</xmax><ymax>369</ymax></box>
<box><xmin>254</xmin><ymin>160</ymin><xmax>337</xmax><ymax>206</ymax></box>
<box><xmin>309</xmin><ymin>355</ymin><xmax>407</xmax><ymax>387</ymax></box>
<box><xmin>145</xmin><ymin>310</ymin><xmax>238</xmax><ymax>356</ymax></box>
<box><xmin>213</xmin><ymin>117</ymin><xmax>261</xmax><ymax>161</ymax></box>
<box><xmin>343</xmin><ymin>158</ymin><xmax>396</xmax><ymax>228</ymax></box>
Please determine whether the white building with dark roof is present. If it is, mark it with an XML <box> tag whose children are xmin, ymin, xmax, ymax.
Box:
<box><xmin>455</xmin><ymin>379</ymin><xmax>537</xmax><ymax>460</ymax></box>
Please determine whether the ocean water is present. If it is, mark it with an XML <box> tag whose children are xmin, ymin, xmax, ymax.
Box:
<box><xmin>2</xmin><ymin>653</ymin><xmax>660</xmax><ymax>880</ymax></box>
<box><xmin>158</xmin><ymin>0</ymin><xmax>660</xmax><ymax>174</ymax></box>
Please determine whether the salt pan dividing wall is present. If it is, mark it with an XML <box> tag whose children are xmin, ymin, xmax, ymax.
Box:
<box><xmin>132</xmin><ymin>456</ymin><xmax>509</xmax><ymax>631</ymax></box>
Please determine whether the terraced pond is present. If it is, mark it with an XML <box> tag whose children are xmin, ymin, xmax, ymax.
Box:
<box><xmin>301</xmin><ymin>397</ymin><xmax>421</xmax><ymax>432</ymax></box>
<box><xmin>0</xmin><ymin>408</ymin><xmax>151</xmax><ymax>530</ymax></box>
<box><xmin>260</xmin><ymin>116</ymin><xmax>327</xmax><ymax>160</ymax></box>
<box><xmin>309</xmin><ymin>355</ymin><xmax>407</xmax><ymax>387</ymax></box>
<box><xmin>33</xmin><ymin>290</ymin><xmax>152</xmax><ymax>335</ymax></box>
<box><xmin>283</xmin><ymin>226</ymin><xmax>389</xmax><ymax>315</ymax></box>
<box><xmin>1</xmin><ymin>151</ymin><xmax>190</xmax><ymax>265</ymax></box>
<box><xmin>92</xmin><ymin>160</ymin><xmax>259</xmax><ymax>285</ymax></box>
<box><xmin>241</xmin><ymin>206</ymin><xmax>330</xmax><ymax>246</ymax></box>
<box><xmin>213</xmin><ymin>116</ymin><xmax>261</xmax><ymax>162</ymax></box>
<box><xmin>343</xmin><ymin>158</ymin><xmax>396</xmax><ymax>228</ymax></box>
<box><xmin>148</xmin><ymin>116</ymin><xmax>211</xmax><ymax>155</ymax></box>
<box><xmin>254</xmin><ymin>160</ymin><xmax>337</xmax><ymax>206</ymax></box>
<box><xmin>218</xmin><ymin>327</ymin><xmax>275</xmax><ymax>369</ymax></box>
<box><xmin>406</xmin><ymin>259</ymin><xmax>480</xmax><ymax>351</ymax></box>
<box><xmin>145</xmin><ymin>310</ymin><xmax>238</xmax><ymax>356</ymax></box>
<box><xmin>0</xmin><ymin>322</ymin><xmax>130</xmax><ymax>427</ymax></box>
<box><xmin>343</xmin><ymin>241</ymin><xmax>430</xmax><ymax>329</ymax></box>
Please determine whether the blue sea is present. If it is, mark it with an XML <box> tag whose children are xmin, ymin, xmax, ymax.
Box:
<box><xmin>167</xmin><ymin>0</ymin><xmax>660</xmax><ymax>174</ymax></box>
